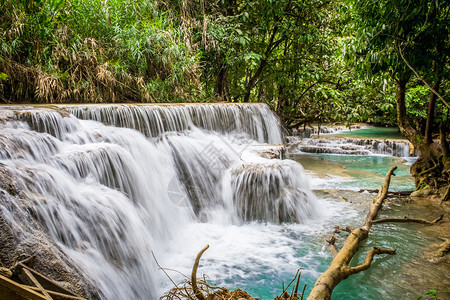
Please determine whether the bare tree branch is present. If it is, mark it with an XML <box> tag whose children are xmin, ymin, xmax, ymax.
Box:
<box><xmin>397</xmin><ymin>43</ymin><xmax>449</xmax><ymax>109</ymax></box>
<box><xmin>191</xmin><ymin>245</ymin><xmax>209</xmax><ymax>300</ymax></box>
<box><xmin>348</xmin><ymin>247</ymin><xmax>396</xmax><ymax>275</ymax></box>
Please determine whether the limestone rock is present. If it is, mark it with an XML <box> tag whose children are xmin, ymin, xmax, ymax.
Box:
<box><xmin>411</xmin><ymin>186</ymin><xmax>434</xmax><ymax>197</ymax></box>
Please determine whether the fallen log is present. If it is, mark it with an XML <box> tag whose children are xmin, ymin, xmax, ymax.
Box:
<box><xmin>307</xmin><ymin>166</ymin><xmax>398</xmax><ymax>300</ymax></box>
<box><xmin>358</xmin><ymin>189</ymin><xmax>413</xmax><ymax>196</ymax></box>
<box><xmin>372</xmin><ymin>215</ymin><xmax>443</xmax><ymax>225</ymax></box>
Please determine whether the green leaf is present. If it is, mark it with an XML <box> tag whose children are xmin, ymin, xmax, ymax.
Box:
<box><xmin>0</xmin><ymin>73</ymin><xmax>8</xmax><ymax>81</ymax></box>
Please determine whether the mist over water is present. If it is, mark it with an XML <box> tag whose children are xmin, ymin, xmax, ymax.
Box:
<box><xmin>0</xmin><ymin>104</ymin><xmax>322</xmax><ymax>299</ymax></box>
<box><xmin>1</xmin><ymin>104</ymin><xmax>425</xmax><ymax>300</ymax></box>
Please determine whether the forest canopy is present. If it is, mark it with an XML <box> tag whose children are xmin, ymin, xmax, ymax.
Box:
<box><xmin>0</xmin><ymin>0</ymin><xmax>448</xmax><ymax>130</ymax></box>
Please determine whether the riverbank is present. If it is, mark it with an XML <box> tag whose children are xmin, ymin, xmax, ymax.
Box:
<box><xmin>294</xmin><ymin>148</ymin><xmax>450</xmax><ymax>299</ymax></box>
<box><xmin>0</xmin><ymin>104</ymin><xmax>448</xmax><ymax>299</ymax></box>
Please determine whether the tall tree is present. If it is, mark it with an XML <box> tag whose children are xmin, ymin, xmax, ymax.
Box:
<box><xmin>352</xmin><ymin>0</ymin><xmax>450</xmax><ymax>191</ymax></box>
<box><xmin>198</xmin><ymin>0</ymin><xmax>338</xmax><ymax>106</ymax></box>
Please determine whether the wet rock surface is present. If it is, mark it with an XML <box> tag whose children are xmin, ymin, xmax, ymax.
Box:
<box><xmin>0</xmin><ymin>165</ymin><xmax>101</xmax><ymax>299</ymax></box>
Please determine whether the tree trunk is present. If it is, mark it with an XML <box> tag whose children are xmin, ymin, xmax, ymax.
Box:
<box><xmin>440</xmin><ymin>122</ymin><xmax>449</xmax><ymax>159</ymax></box>
<box><xmin>388</xmin><ymin>72</ymin><xmax>448</xmax><ymax>190</ymax></box>
<box><xmin>393</xmin><ymin>75</ymin><xmax>416</xmax><ymax>143</ymax></box>
<box><xmin>308</xmin><ymin>166</ymin><xmax>443</xmax><ymax>299</ymax></box>
<box><xmin>243</xmin><ymin>24</ymin><xmax>281</xmax><ymax>102</ymax></box>
<box><xmin>424</xmin><ymin>75</ymin><xmax>442</xmax><ymax>144</ymax></box>
<box><xmin>216</xmin><ymin>64</ymin><xmax>228</xmax><ymax>101</ymax></box>
<box><xmin>243</xmin><ymin>59</ymin><xmax>267</xmax><ymax>102</ymax></box>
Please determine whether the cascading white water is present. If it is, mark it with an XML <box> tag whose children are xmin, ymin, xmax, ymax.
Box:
<box><xmin>0</xmin><ymin>104</ymin><xmax>317</xmax><ymax>299</ymax></box>
<box><xmin>225</xmin><ymin>151</ymin><xmax>316</xmax><ymax>224</ymax></box>
<box><xmin>61</xmin><ymin>104</ymin><xmax>283</xmax><ymax>144</ymax></box>
<box><xmin>289</xmin><ymin>137</ymin><xmax>414</xmax><ymax>157</ymax></box>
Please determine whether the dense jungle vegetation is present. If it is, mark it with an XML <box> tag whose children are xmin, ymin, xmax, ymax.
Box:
<box><xmin>0</xmin><ymin>0</ymin><xmax>449</xmax><ymax>190</ymax></box>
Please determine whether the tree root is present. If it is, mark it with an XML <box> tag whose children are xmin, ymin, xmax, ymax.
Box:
<box><xmin>416</xmin><ymin>155</ymin><xmax>444</xmax><ymax>189</ymax></box>
<box><xmin>440</xmin><ymin>185</ymin><xmax>450</xmax><ymax>205</ymax></box>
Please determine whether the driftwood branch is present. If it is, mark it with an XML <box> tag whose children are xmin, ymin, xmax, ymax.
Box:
<box><xmin>22</xmin><ymin>268</ymin><xmax>53</xmax><ymax>300</ymax></box>
<box><xmin>358</xmin><ymin>189</ymin><xmax>413</xmax><ymax>196</ymax></box>
<box><xmin>334</xmin><ymin>225</ymin><xmax>352</xmax><ymax>233</ymax></box>
<box><xmin>372</xmin><ymin>215</ymin><xmax>443</xmax><ymax>225</ymax></box>
<box><xmin>191</xmin><ymin>244</ymin><xmax>209</xmax><ymax>300</ymax></box>
<box><xmin>151</xmin><ymin>251</ymin><xmax>180</xmax><ymax>290</ymax></box>
<box><xmin>326</xmin><ymin>236</ymin><xmax>338</xmax><ymax>258</ymax></box>
<box><xmin>293</xmin><ymin>270</ymin><xmax>301</xmax><ymax>298</ymax></box>
<box><xmin>348</xmin><ymin>247</ymin><xmax>396</xmax><ymax>275</ymax></box>
<box><xmin>437</xmin><ymin>240</ymin><xmax>450</xmax><ymax>257</ymax></box>
<box><xmin>308</xmin><ymin>166</ymin><xmax>398</xmax><ymax>300</ymax></box>
<box><xmin>275</xmin><ymin>268</ymin><xmax>307</xmax><ymax>300</ymax></box>
<box><xmin>308</xmin><ymin>165</ymin><xmax>447</xmax><ymax>299</ymax></box>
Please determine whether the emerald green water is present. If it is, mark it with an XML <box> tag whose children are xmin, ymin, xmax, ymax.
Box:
<box><xmin>188</xmin><ymin>151</ymin><xmax>446</xmax><ymax>300</ymax></box>
<box><xmin>292</xmin><ymin>154</ymin><xmax>416</xmax><ymax>191</ymax></box>
<box><xmin>332</xmin><ymin>127</ymin><xmax>406</xmax><ymax>140</ymax></box>
<box><xmin>223</xmin><ymin>128</ymin><xmax>445</xmax><ymax>300</ymax></box>
<box><xmin>268</xmin><ymin>153</ymin><xmax>443</xmax><ymax>300</ymax></box>
<box><xmin>209</xmin><ymin>196</ymin><xmax>440</xmax><ymax>300</ymax></box>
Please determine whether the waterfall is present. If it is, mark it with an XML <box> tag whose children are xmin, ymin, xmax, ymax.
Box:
<box><xmin>289</xmin><ymin>137</ymin><xmax>415</xmax><ymax>157</ymax></box>
<box><xmin>0</xmin><ymin>104</ymin><xmax>316</xmax><ymax>299</ymax></box>
<box><xmin>60</xmin><ymin>104</ymin><xmax>283</xmax><ymax>144</ymax></box>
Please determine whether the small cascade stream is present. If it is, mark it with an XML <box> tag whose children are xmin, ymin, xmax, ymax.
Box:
<box><xmin>0</xmin><ymin>104</ymin><xmax>317</xmax><ymax>299</ymax></box>
<box><xmin>1</xmin><ymin>105</ymin><xmax>440</xmax><ymax>300</ymax></box>
<box><xmin>288</xmin><ymin>136</ymin><xmax>415</xmax><ymax>157</ymax></box>
<box><xmin>288</xmin><ymin>125</ymin><xmax>417</xmax><ymax>158</ymax></box>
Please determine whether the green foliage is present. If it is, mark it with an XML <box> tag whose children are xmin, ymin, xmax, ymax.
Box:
<box><xmin>0</xmin><ymin>0</ymin><xmax>446</xmax><ymax>137</ymax></box>
<box><xmin>194</xmin><ymin>0</ymin><xmax>379</xmax><ymax>127</ymax></box>
<box><xmin>0</xmin><ymin>0</ymin><xmax>202</xmax><ymax>103</ymax></box>
<box><xmin>405</xmin><ymin>85</ymin><xmax>429</xmax><ymax>119</ymax></box>
<box><xmin>417</xmin><ymin>289</ymin><xmax>438</xmax><ymax>300</ymax></box>
<box><xmin>350</xmin><ymin>0</ymin><xmax>449</xmax><ymax>133</ymax></box>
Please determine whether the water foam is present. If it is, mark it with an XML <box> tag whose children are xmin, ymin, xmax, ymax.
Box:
<box><xmin>0</xmin><ymin>104</ymin><xmax>317</xmax><ymax>299</ymax></box>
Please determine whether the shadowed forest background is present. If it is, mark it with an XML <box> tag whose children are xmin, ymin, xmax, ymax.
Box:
<box><xmin>1</xmin><ymin>0</ymin><xmax>449</xmax><ymax>193</ymax></box>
